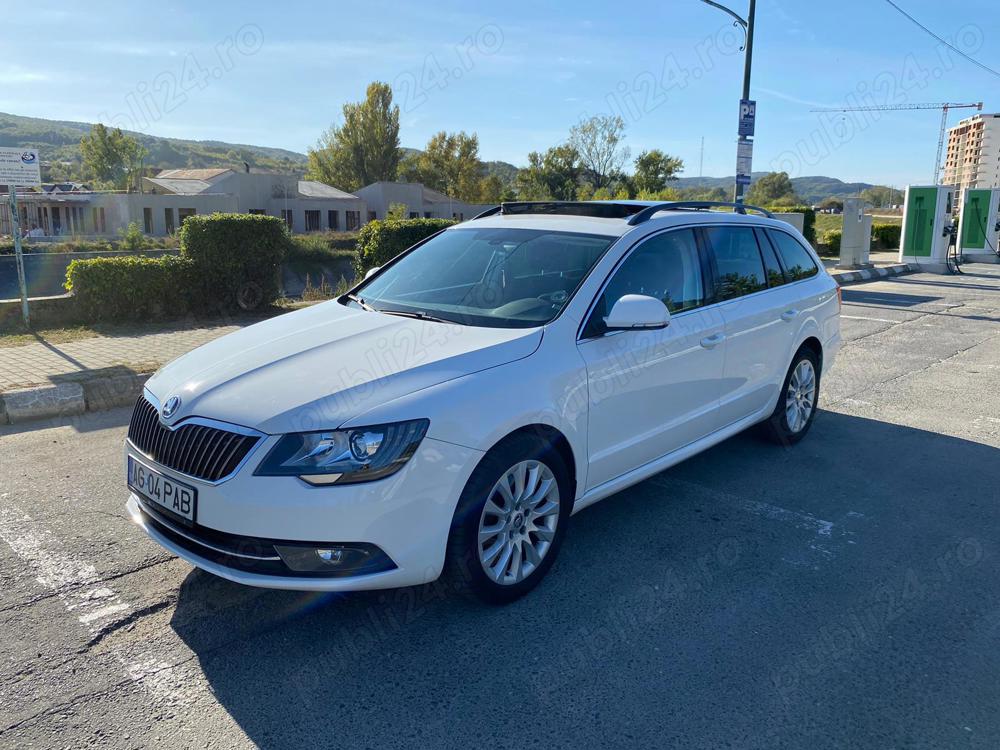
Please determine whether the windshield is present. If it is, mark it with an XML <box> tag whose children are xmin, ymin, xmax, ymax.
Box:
<box><xmin>348</xmin><ymin>227</ymin><xmax>616</xmax><ymax>328</ymax></box>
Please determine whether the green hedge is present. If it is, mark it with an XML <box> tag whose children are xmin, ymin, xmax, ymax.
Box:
<box><xmin>66</xmin><ymin>255</ymin><xmax>197</xmax><ymax>321</ymax></box>
<box><xmin>872</xmin><ymin>223</ymin><xmax>902</xmax><ymax>250</ymax></box>
<box><xmin>820</xmin><ymin>229</ymin><xmax>842</xmax><ymax>254</ymax></box>
<box><xmin>355</xmin><ymin>218</ymin><xmax>454</xmax><ymax>276</ymax></box>
<box><xmin>179</xmin><ymin>213</ymin><xmax>289</xmax><ymax>310</ymax></box>
<box><xmin>763</xmin><ymin>205</ymin><xmax>816</xmax><ymax>244</ymax></box>
<box><xmin>63</xmin><ymin>213</ymin><xmax>290</xmax><ymax>321</ymax></box>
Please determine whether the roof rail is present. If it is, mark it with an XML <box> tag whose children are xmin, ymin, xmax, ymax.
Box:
<box><xmin>473</xmin><ymin>201</ymin><xmax>648</xmax><ymax>221</ymax></box>
<box><xmin>626</xmin><ymin>201</ymin><xmax>774</xmax><ymax>225</ymax></box>
<box><xmin>469</xmin><ymin>200</ymin><xmax>775</xmax><ymax>225</ymax></box>
<box><xmin>471</xmin><ymin>205</ymin><xmax>502</xmax><ymax>220</ymax></box>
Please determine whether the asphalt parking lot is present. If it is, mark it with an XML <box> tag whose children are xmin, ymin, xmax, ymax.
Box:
<box><xmin>2</xmin><ymin>265</ymin><xmax>999</xmax><ymax>749</ymax></box>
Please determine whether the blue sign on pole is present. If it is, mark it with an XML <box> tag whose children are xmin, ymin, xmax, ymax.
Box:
<box><xmin>738</xmin><ymin>99</ymin><xmax>756</xmax><ymax>137</ymax></box>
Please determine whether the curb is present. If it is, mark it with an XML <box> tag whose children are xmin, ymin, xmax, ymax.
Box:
<box><xmin>0</xmin><ymin>372</ymin><xmax>151</xmax><ymax>426</ymax></box>
<box><xmin>831</xmin><ymin>263</ymin><xmax>917</xmax><ymax>286</ymax></box>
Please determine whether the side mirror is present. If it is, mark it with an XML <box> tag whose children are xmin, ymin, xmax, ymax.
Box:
<box><xmin>364</xmin><ymin>266</ymin><xmax>381</xmax><ymax>280</ymax></box>
<box><xmin>604</xmin><ymin>294</ymin><xmax>670</xmax><ymax>331</ymax></box>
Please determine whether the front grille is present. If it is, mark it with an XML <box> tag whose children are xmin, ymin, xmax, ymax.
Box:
<box><xmin>127</xmin><ymin>396</ymin><xmax>261</xmax><ymax>482</ymax></box>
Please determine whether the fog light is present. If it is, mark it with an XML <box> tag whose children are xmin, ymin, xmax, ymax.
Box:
<box><xmin>274</xmin><ymin>542</ymin><xmax>396</xmax><ymax>575</ymax></box>
<box><xmin>316</xmin><ymin>548</ymin><xmax>344</xmax><ymax>564</ymax></box>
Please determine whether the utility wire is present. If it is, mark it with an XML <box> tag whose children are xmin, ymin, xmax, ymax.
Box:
<box><xmin>882</xmin><ymin>0</ymin><xmax>1000</xmax><ymax>79</ymax></box>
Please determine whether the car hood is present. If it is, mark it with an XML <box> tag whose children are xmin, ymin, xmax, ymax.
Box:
<box><xmin>145</xmin><ymin>301</ymin><xmax>542</xmax><ymax>434</ymax></box>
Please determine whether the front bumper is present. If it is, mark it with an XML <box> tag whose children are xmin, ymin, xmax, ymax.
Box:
<box><xmin>125</xmin><ymin>435</ymin><xmax>482</xmax><ymax>591</ymax></box>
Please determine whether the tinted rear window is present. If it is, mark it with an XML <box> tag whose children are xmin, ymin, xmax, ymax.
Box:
<box><xmin>703</xmin><ymin>226</ymin><xmax>767</xmax><ymax>300</ymax></box>
<box><xmin>768</xmin><ymin>230</ymin><xmax>819</xmax><ymax>281</ymax></box>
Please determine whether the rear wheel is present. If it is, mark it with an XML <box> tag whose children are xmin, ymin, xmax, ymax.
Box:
<box><xmin>445</xmin><ymin>435</ymin><xmax>572</xmax><ymax>604</ymax></box>
<box><xmin>762</xmin><ymin>347</ymin><xmax>820</xmax><ymax>445</ymax></box>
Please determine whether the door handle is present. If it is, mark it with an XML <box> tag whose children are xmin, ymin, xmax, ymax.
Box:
<box><xmin>780</xmin><ymin>309</ymin><xmax>799</xmax><ymax>322</ymax></box>
<box><xmin>700</xmin><ymin>333</ymin><xmax>725</xmax><ymax>349</ymax></box>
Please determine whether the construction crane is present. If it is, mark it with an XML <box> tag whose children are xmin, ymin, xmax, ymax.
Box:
<box><xmin>810</xmin><ymin>102</ymin><xmax>983</xmax><ymax>184</ymax></box>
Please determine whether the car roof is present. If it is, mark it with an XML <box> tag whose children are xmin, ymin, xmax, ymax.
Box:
<box><xmin>458</xmin><ymin>201</ymin><xmax>795</xmax><ymax>238</ymax></box>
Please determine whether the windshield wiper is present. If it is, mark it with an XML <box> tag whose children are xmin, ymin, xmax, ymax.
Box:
<box><xmin>344</xmin><ymin>293</ymin><xmax>375</xmax><ymax>312</ymax></box>
<box><xmin>377</xmin><ymin>309</ymin><xmax>456</xmax><ymax>325</ymax></box>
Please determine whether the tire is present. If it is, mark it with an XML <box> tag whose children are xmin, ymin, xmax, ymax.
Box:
<box><xmin>444</xmin><ymin>433</ymin><xmax>572</xmax><ymax>604</ymax></box>
<box><xmin>761</xmin><ymin>346</ymin><xmax>821</xmax><ymax>446</ymax></box>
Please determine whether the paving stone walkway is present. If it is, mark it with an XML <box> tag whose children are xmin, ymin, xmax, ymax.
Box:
<box><xmin>0</xmin><ymin>324</ymin><xmax>242</xmax><ymax>391</ymax></box>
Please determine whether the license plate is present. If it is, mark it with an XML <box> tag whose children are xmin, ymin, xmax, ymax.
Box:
<box><xmin>127</xmin><ymin>456</ymin><xmax>197</xmax><ymax>522</ymax></box>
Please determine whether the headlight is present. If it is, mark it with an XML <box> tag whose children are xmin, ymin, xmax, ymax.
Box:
<box><xmin>255</xmin><ymin>419</ymin><xmax>429</xmax><ymax>485</ymax></box>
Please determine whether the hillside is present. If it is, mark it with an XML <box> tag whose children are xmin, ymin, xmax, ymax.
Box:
<box><xmin>673</xmin><ymin>172</ymin><xmax>876</xmax><ymax>204</ymax></box>
<box><xmin>0</xmin><ymin>112</ymin><xmax>308</xmax><ymax>174</ymax></box>
<box><xmin>5</xmin><ymin>112</ymin><xmax>875</xmax><ymax>202</ymax></box>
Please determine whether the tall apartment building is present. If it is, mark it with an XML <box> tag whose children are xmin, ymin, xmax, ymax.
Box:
<box><xmin>942</xmin><ymin>113</ymin><xmax>1000</xmax><ymax>207</ymax></box>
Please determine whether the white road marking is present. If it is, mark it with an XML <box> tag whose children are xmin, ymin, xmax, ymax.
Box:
<box><xmin>0</xmin><ymin>505</ymin><xmax>199</xmax><ymax>706</ymax></box>
<box><xmin>841</xmin><ymin>314</ymin><xmax>899</xmax><ymax>324</ymax></box>
<box><xmin>649</xmin><ymin>476</ymin><xmax>849</xmax><ymax>565</ymax></box>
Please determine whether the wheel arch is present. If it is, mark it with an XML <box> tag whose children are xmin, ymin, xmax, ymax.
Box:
<box><xmin>470</xmin><ymin>423</ymin><xmax>578</xmax><ymax>506</ymax></box>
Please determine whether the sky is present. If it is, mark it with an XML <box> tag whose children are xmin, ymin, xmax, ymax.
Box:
<box><xmin>2</xmin><ymin>0</ymin><xmax>998</xmax><ymax>187</ymax></box>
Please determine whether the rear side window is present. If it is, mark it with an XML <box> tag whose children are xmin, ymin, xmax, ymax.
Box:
<box><xmin>756</xmin><ymin>229</ymin><xmax>787</xmax><ymax>287</ymax></box>
<box><xmin>768</xmin><ymin>230</ymin><xmax>819</xmax><ymax>281</ymax></box>
<box><xmin>703</xmin><ymin>226</ymin><xmax>767</xmax><ymax>300</ymax></box>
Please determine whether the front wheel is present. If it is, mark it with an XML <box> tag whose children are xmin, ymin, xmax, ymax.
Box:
<box><xmin>762</xmin><ymin>347</ymin><xmax>820</xmax><ymax>445</ymax></box>
<box><xmin>444</xmin><ymin>435</ymin><xmax>572</xmax><ymax>604</ymax></box>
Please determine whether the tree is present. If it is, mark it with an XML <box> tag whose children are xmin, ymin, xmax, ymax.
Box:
<box><xmin>399</xmin><ymin>131</ymin><xmax>486</xmax><ymax>202</ymax></box>
<box><xmin>818</xmin><ymin>197</ymin><xmax>844</xmax><ymax>212</ymax></box>
<box><xmin>860</xmin><ymin>185</ymin><xmax>903</xmax><ymax>208</ymax></box>
<box><xmin>515</xmin><ymin>144</ymin><xmax>581</xmax><ymax>200</ymax></box>
<box><xmin>746</xmin><ymin>171</ymin><xmax>799</xmax><ymax>205</ymax></box>
<box><xmin>80</xmin><ymin>124</ymin><xmax>146</xmax><ymax>190</ymax></box>
<box><xmin>569</xmin><ymin>115</ymin><xmax>629</xmax><ymax>191</ymax></box>
<box><xmin>632</xmin><ymin>150</ymin><xmax>684</xmax><ymax>194</ymax></box>
<box><xmin>306</xmin><ymin>81</ymin><xmax>401</xmax><ymax>191</ymax></box>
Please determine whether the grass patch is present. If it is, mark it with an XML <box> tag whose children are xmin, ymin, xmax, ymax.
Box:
<box><xmin>0</xmin><ymin>325</ymin><xmax>101</xmax><ymax>348</ymax></box>
<box><xmin>286</xmin><ymin>232</ymin><xmax>358</xmax><ymax>270</ymax></box>
<box><xmin>815</xmin><ymin>213</ymin><xmax>902</xmax><ymax>234</ymax></box>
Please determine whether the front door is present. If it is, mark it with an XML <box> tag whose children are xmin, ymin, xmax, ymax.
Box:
<box><xmin>578</xmin><ymin>228</ymin><xmax>726</xmax><ymax>491</ymax></box>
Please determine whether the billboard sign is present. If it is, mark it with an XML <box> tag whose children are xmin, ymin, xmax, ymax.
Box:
<box><xmin>0</xmin><ymin>148</ymin><xmax>42</xmax><ymax>186</ymax></box>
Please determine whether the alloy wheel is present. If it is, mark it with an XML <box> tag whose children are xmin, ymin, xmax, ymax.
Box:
<box><xmin>477</xmin><ymin>460</ymin><xmax>560</xmax><ymax>585</ymax></box>
<box><xmin>785</xmin><ymin>359</ymin><xmax>817</xmax><ymax>433</ymax></box>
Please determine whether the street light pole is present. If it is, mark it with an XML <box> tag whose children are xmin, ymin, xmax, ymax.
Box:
<box><xmin>700</xmin><ymin>0</ymin><xmax>756</xmax><ymax>203</ymax></box>
<box><xmin>735</xmin><ymin>0</ymin><xmax>756</xmax><ymax>203</ymax></box>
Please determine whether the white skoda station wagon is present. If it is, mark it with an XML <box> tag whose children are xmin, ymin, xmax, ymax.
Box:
<box><xmin>125</xmin><ymin>201</ymin><xmax>841</xmax><ymax>603</ymax></box>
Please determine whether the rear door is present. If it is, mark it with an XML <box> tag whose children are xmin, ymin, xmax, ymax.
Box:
<box><xmin>701</xmin><ymin>224</ymin><xmax>788</xmax><ymax>426</ymax></box>
<box><xmin>578</xmin><ymin>227</ymin><xmax>726</xmax><ymax>490</ymax></box>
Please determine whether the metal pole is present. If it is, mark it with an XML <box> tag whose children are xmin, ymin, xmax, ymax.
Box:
<box><xmin>734</xmin><ymin>0</ymin><xmax>755</xmax><ymax>203</ymax></box>
<box><xmin>8</xmin><ymin>188</ymin><xmax>29</xmax><ymax>326</ymax></box>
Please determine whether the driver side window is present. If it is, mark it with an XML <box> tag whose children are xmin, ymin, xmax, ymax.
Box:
<box><xmin>583</xmin><ymin>229</ymin><xmax>706</xmax><ymax>338</ymax></box>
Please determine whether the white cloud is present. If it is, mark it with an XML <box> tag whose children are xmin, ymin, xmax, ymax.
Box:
<box><xmin>0</xmin><ymin>66</ymin><xmax>51</xmax><ymax>84</ymax></box>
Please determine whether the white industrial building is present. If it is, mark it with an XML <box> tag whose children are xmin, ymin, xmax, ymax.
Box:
<box><xmin>1</xmin><ymin>169</ymin><xmax>491</xmax><ymax>238</ymax></box>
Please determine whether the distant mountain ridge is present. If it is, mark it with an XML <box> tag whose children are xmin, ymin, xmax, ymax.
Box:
<box><xmin>4</xmin><ymin>112</ymin><xmax>874</xmax><ymax>201</ymax></box>
<box><xmin>672</xmin><ymin>172</ymin><xmax>876</xmax><ymax>204</ymax></box>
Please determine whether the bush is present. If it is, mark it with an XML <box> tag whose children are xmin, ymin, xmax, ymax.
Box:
<box><xmin>179</xmin><ymin>213</ymin><xmax>290</xmax><ymax>311</ymax></box>
<box><xmin>287</xmin><ymin>231</ymin><xmax>358</xmax><ymax>267</ymax></box>
<box><xmin>355</xmin><ymin>218</ymin><xmax>454</xmax><ymax>276</ymax></box>
<box><xmin>762</xmin><ymin>205</ymin><xmax>816</xmax><ymax>244</ymax></box>
<box><xmin>63</xmin><ymin>213</ymin><xmax>289</xmax><ymax>321</ymax></box>
<box><xmin>117</xmin><ymin>221</ymin><xmax>146</xmax><ymax>253</ymax></box>
<box><xmin>820</xmin><ymin>229</ymin><xmax>842</xmax><ymax>254</ymax></box>
<box><xmin>872</xmin><ymin>222</ymin><xmax>902</xmax><ymax>250</ymax></box>
<box><xmin>65</xmin><ymin>255</ymin><xmax>197</xmax><ymax>321</ymax></box>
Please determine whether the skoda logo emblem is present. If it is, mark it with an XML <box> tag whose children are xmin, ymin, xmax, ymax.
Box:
<box><xmin>161</xmin><ymin>396</ymin><xmax>182</xmax><ymax>420</ymax></box>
